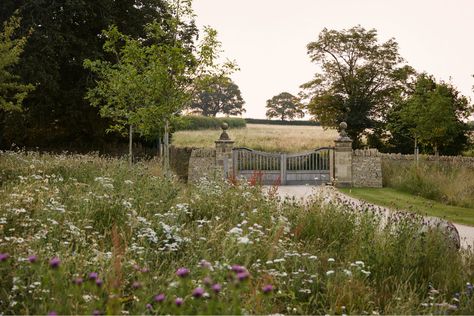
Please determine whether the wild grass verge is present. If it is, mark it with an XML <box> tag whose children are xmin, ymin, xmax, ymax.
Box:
<box><xmin>1</xmin><ymin>151</ymin><xmax>474</xmax><ymax>314</ymax></box>
<box><xmin>383</xmin><ymin>160</ymin><xmax>474</xmax><ymax>208</ymax></box>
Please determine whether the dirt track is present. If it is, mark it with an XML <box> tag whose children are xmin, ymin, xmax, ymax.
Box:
<box><xmin>269</xmin><ymin>185</ymin><xmax>474</xmax><ymax>249</ymax></box>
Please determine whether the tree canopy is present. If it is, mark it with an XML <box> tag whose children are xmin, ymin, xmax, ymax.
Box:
<box><xmin>266</xmin><ymin>92</ymin><xmax>304</xmax><ymax>121</ymax></box>
<box><xmin>301</xmin><ymin>25</ymin><xmax>414</xmax><ymax>148</ymax></box>
<box><xmin>387</xmin><ymin>74</ymin><xmax>472</xmax><ymax>155</ymax></box>
<box><xmin>0</xmin><ymin>0</ymin><xmax>196</xmax><ymax>150</ymax></box>
<box><xmin>190</xmin><ymin>75</ymin><xmax>245</xmax><ymax>117</ymax></box>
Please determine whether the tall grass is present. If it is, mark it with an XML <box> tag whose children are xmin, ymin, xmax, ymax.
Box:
<box><xmin>1</xmin><ymin>151</ymin><xmax>474</xmax><ymax>314</ymax></box>
<box><xmin>173</xmin><ymin>124</ymin><xmax>338</xmax><ymax>152</ymax></box>
<box><xmin>383</xmin><ymin>160</ymin><xmax>474</xmax><ymax>208</ymax></box>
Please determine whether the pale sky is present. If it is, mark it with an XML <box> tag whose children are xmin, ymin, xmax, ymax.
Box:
<box><xmin>193</xmin><ymin>0</ymin><xmax>474</xmax><ymax>119</ymax></box>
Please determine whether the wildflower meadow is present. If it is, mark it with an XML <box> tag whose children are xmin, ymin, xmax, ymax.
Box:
<box><xmin>1</xmin><ymin>151</ymin><xmax>474</xmax><ymax>314</ymax></box>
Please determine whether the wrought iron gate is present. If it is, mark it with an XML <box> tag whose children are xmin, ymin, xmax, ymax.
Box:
<box><xmin>232</xmin><ymin>147</ymin><xmax>334</xmax><ymax>185</ymax></box>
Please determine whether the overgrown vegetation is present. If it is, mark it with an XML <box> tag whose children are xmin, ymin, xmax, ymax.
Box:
<box><xmin>1</xmin><ymin>152</ymin><xmax>474</xmax><ymax>314</ymax></box>
<box><xmin>383</xmin><ymin>160</ymin><xmax>474</xmax><ymax>208</ymax></box>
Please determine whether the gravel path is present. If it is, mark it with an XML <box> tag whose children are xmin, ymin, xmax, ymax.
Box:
<box><xmin>268</xmin><ymin>185</ymin><xmax>474</xmax><ymax>249</ymax></box>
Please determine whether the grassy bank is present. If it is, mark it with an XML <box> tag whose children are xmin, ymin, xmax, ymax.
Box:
<box><xmin>2</xmin><ymin>152</ymin><xmax>474</xmax><ymax>314</ymax></box>
<box><xmin>173</xmin><ymin>124</ymin><xmax>338</xmax><ymax>152</ymax></box>
<box><xmin>383</xmin><ymin>161</ymin><xmax>474</xmax><ymax>208</ymax></box>
<box><xmin>340</xmin><ymin>187</ymin><xmax>474</xmax><ymax>226</ymax></box>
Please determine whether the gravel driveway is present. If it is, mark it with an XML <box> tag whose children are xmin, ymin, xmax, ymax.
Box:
<box><xmin>268</xmin><ymin>185</ymin><xmax>474</xmax><ymax>249</ymax></box>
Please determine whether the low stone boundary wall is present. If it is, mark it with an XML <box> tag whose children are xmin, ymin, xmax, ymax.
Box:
<box><xmin>352</xmin><ymin>149</ymin><xmax>382</xmax><ymax>188</ymax></box>
<box><xmin>170</xmin><ymin>146</ymin><xmax>195</xmax><ymax>181</ymax></box>
<box><xmin>187</xmin><ymin>148</ymin><xmax>216</xmax><ymax>183</ymax></box>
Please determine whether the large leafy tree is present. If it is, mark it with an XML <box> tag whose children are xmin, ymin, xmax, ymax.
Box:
<box><xmin>265</xmin><ymin>92</ymin><xmax>304</xmax><ymax>121</ymax></box>
<box><xmin>190</xmin><ymin>75</ymin><xmax>245</xmax><ymax>117</ymax></box>
<box><xmin>300</xmin><ymin>25</ymin><xmax>414</xmax><ymax>148</ymax></box>
<box><xmin>0</xmin><ymin>0</ymin><xmax>196</xmax><ymax>150</ymax></box>
<box><xmin>387</xmin><ymin>74</ymin><xmax>472</xmax><ymax>155</ymax></box>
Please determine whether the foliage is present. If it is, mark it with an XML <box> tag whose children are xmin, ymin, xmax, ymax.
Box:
<box><xmin>300</xmin><ymin>25</ymin><xmax>415</xmax><ymax>148</ymax></box>
<box><xmin>84</xmin><ymin>22</ymin><xmax>194</xmax><ymax>140</ymax></box>
<box><xmin>176</xmin><ymin>115</ymin><xmax>246</xmax><ymax>131</ymax></box>
<box><xmin>1</xmin><ymin>152</ymin><xmax>474</xmax><ymax>314</ymax></box>
<box><xmin>383</xmin><ymin>160</ymin><xmax>474</xmax><ymax>209</ymax></box>
<box><xmin>387</xmin><ymin>74</ymin><xmax>473</xmax><ymax>155</ymax></box>
<box><xmin>245</xmin><ymin>118</ymin><xmax>320</xmax><ymax>126</ymax></box>
<box><xmin>0</xmin><ymin>0</ymin><xmax>196</xmax><ymax>150</ymax></box>
<box><xmin>265</xmin><ymin>92</ymin><xmax>305</xmax><ymax>121</ymax></box>
<box><xmin>189</xmin><ymin>75</ymin><xmax>245</xmax><ymax>117</ymax></box>
<box><xmin>0</xmin><ymin>14</ymin><xmax>34</xmax><ymax>113</ymax></box>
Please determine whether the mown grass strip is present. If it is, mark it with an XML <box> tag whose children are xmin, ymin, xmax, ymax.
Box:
<box><xmin>339</xmin><ymin>187</ymin><xmax>474</xmax><ymax>226</ymax></box>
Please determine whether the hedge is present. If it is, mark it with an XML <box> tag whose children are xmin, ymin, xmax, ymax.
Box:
<box><xmin>176</xmin><ymin>115</ymin><xmax>246</xmax><ymax>130</ymax></box>
<box><xmin>245</xmin><ymin>118</ymin><xmax>320</xmax><ymax>126</ymax></box>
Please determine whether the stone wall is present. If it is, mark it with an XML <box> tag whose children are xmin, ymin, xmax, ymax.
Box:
<box><xmin>187</xmin><ymin>148</ymin><xmax>217</xmax><ymax>183</ymax></box>
<box><xmin>170</xmin><ymin>146</ymin><xmax>195</xmax><ymax>181</ymax></box>
<box><xmin>352</xmin><ymin>149</ymin><xmax>383</xmax><ymax>188</ymax></box>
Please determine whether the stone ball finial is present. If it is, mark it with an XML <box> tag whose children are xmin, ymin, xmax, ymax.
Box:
<box><xmin>337</xmin><ymin>121</ymin><xmax>351</xmax><ymax>141</ymax></box>
<box><xmin>218</xmin><ymin>122</ymin><xmax>230</xmax><ymax>140</ymax></box>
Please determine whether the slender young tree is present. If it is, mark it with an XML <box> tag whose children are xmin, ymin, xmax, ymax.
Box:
<box><xmin>84</xmin><ymin>2</ymin><xmax>236</xmax><ymax>165</ymax></box>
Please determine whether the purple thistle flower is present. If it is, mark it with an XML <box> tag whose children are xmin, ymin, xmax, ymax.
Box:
<box><xmin>132</xmin><ymin>281</ymin><xmax>141</xmax><ymax>289</ymax></box>
<box><xmin>49</xmin><ymin>257</ymin><xmax>60</xmax><ymax>269</ymax></box>
<box><xmin>0</xmin><ymin>253</ymin><xmax>10</xmax><ymax>262</ymax></box>
<box><xmin>200</xmin><ymin>259</ymin><xmax>212</xmax><ymax>269</ymax></box>
<box><xmin>88</xmin><ymin>272</ymin><xmax>98</xmax><ymax>280</ymax></box>
<box><xmin>73</xmin><ymin>277</ymin><xmax>84</xmax><ymax>285</ymax></box>
<box><xmin>95</xmin><ymin>279</ymin><xmax>103</xmax><ymax>287</ymax></box>
<box><xmin>237</xmin><ymin>271</ymin><xmax>250</xmax><ymax>281</ymax></box>
<box><xmin>92</xmin><ymin>310</ymin><xmax>101</xmax><ymax>316</ymax></box>
<box><xmin>262</xmin><ymin>284</ymin><xmax>274</xmax><ymax>294</ymax></box>
<box><xmin>176</xmin><ymin>267</ymin><xmax>189</xmax><ymax>278</ymax></box>
<box><xmin>231</xmin><ymin>265</ymin><xmax>246</xmax><ymax>273</ymax></box>
<box><xmin>28</xmin><ymin>255</ymin><xmax>37</xmax><ymax>263</ymax></box>
<box><xmin>175</xmin><ymin>297</ymin><xmax>184</xmax><ymax>307</ymax></box>
<box><xmin>192</xmin><ymin>287</ymin><xmax>205</xmax><ymax>298</ymax></box>
<box><xmin>154</xmin><ymin>293</ymin><xmax>165</xmax><ymax>303</ymax></box>
<box><xmin>146</xmin><ymin>303</ymin><xmax>152</xmax><ymax>310</ymax></box>
<box><xmin>48</xmin><ymin>311</ymin><xmax>57</xmax><ymax>316</ymax></box>
<box><xmin>141</xmin><ymin>267</ymin><xmax>149</xmax><ymax>273</ymax></box>
<box><xmin>212</xmin><ymin>283</ymin><xmax>222</xmax><ymax>293</ymax></box>
<box><xmin>203</xmin><ymin>276</ymin><xmax>213</xmax><ymax>285</ymax></box>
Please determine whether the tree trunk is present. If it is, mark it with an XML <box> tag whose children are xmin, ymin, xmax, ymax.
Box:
<box><xmin>164</xmin><ymin>120</ymin><xmax>170</xmax><ymax>174</ymax></box>
<box><xmin>129</xmin><ymin>125</ymin><xmax>133</xmax><ymax>165</ymax></box>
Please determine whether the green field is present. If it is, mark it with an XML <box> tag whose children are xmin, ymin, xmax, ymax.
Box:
<box><xmin>173</xmin><ymin>123</ymin><xmax>338</xmax><ymax>152</ymax></box>
<box><xmin>340</xmin><ymin>187</ymin><xmax>474</xmax><ymax>226</ymax></box>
